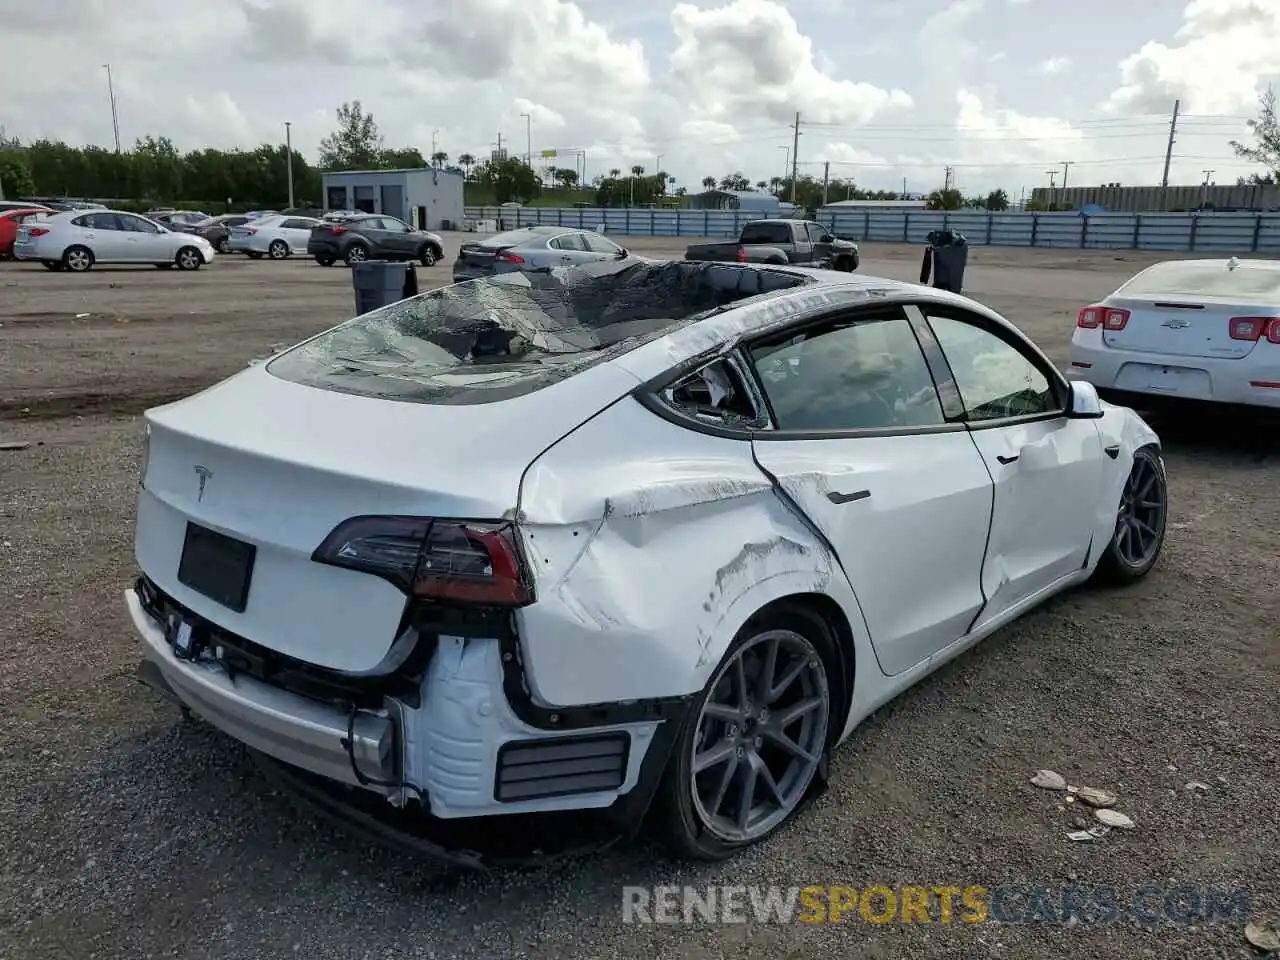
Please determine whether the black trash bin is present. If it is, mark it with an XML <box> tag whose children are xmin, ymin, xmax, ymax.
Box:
<box><xmin>352</xmin><ymin>260</ymin><xmax>419</xmax><ymax>315</ymax></box>
<box><xmin>919</xmin><ymin>228</ymin><xmax>968</xmax><ymax>293</ymax></box>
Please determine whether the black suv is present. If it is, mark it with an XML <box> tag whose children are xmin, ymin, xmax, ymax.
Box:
<box><xmin>307</xmin><ymin>214</ymin><xmax>446</xmax><ymax>267</ymax></box>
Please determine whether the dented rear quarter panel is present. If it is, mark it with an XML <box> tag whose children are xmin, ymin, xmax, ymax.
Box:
<box><xmin>514</xmin><ymin>395</ymin><xmax>878</xmax><ymax>714</ymax></box>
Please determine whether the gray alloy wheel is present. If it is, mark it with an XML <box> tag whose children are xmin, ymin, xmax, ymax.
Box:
<box><xmin>689</xmin><ymin>627</ymin><xmax>830</xmax><ymax>843</ymax></box>
<box><xmin>268</xmin><ymin>239</ymin><xmax>289</xmax><ymax>260</ymax></box>
<box><xmin>215</xmin><ymin>236</ymin><xmax>230</xmax><ymax>253</ymax></box>
<box><xmin>176</xmin><ymin>246</ymin><xmax>202</xmax><ymax>270</ymax></box>
<box><xmin>63</xmin><ymin>245</ymin><xmax>93</xmax><ymax>272</ymax></box>
<box><xmin>345</xmin><ymin>243</ymin><xmax>369</xmax><ymax>265</ymax></box>
<box><xmin>1094</xmin><ymin>445</ymin><xmax>1167</xmax><ymax>584</ymax></box>
<box><xmin>420</xmin><ymin>245</ymin><xmax>438</xmax><ymax>267</ymax></box>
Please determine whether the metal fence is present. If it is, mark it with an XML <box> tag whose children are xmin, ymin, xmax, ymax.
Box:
<box><xmin>462</xmin><ymin>206</ymin><xmax>1280</xmax><ymax>253</ymax></box>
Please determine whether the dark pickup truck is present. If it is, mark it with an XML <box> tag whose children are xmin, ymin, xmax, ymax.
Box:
<box><xmin>684</xmin><ymin>219</ymin><xmax>859</xmax><ymax>271</ymax></box>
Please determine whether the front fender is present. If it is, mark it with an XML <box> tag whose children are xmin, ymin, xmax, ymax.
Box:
<box><xmin>1085</xmin><ymin>402</ymin><xmax>1162</xmax><ymax>568</ymax></box>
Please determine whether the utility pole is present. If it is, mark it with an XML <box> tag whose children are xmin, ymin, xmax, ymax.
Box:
<box><xmin>1061</xmin><ymin>160</ymin><xmax>1073</xmax><ymax>193</ymax></box>
<box><xmin>431</xmin><ymin>129</ymin><xmax>440</xmax><ymax>163</ymax></box>
<box><xmin>790</xmin><ymin>111</ymin><xmax>801</xmax><ymax>204</ymax></box>
<box><xmin>821</xmin><ymin>161</ymin><xmax>830</xmax><ymax>206</ymax></box>
<box><xmin>1046</xmin><ymin>170</ymin><xmax>1058</xmax><ymax>210</ymax></box>
<box><xmin>520</xmin><ymin>113</ymin><xmax>531</xmax><ymax>166</ymax></box>
<box><xmin>1160</xmin><ymin>99</ymin><xmax>1180</xmax><ymax>211</ymax></box>
<box><xmin>102</xmin><ymin>63</ymin><xmax>121</xmax><ymax>152</ymax></box>
<box><xmin>656</xmin><ymin>155</ymin><xmax>664</xmax><ymax>195</ymax></box>
<box><xmin>779</xmin><ymin>146</ymin><xmax>789</xmax><ymax>191</ymax></box>
<box><xmin>943</xmin><ymin>166</ymin><xmax>954</xmax><ymax>191</ymax></box>
<box><xmin>902</xmin><ymin>177</ymin><xmax>907</xmax><ymax>200</ymax></box>
<box><xmin>284</xmin><ymin>122</ymin><xmax>294</xmax><ymax>209</ymax></box>
<box><xmin>495</xmin><ymin>131</ymin><xmax>503</xmax><ymax>160</ymax></box>
<box><xmin>1200</xmin><ymin>169</ymin><xmax>1215</xmax><ymax>209</ymax></box>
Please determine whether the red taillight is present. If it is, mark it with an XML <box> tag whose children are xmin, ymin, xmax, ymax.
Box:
<box><xmin>28</xmin><ymin>227</ymin><xmax>49</xmax><ymax>237</ymax></box>
<box><xmin>329</xmin><ymin>226</ymin><xmax>347</xmax><ymax>234</ymax></box>
<box><xmin>735</xmin><ymin>247</ymin><xmax>748</xmax><ymax>262</ymax></box>
<box><xmin>312</xmin><ymin>516</ymin><xmax>533</xmax><ymax>607</ymax></box>
<box><xmin>494</xmin><ymin>250</ymin><xmax>524</xmax><ymax>264</ymax></box>
<box><xmin>1268</xmin><ymin>319</ymin><xmax>1280</xmax><ymax>345</ymax></box>
<box><xmin>244</xmin><ymin>228</ymin><xmax>256</xmax><ymax>235</ymax></box>
<box><xmin>1077</xmin><ymin>305</ymin><xmax>1129</xmax><ymax>330</ymax></box>
<box><xmin>1228</xmin><ymin>316</ymin><xmax>1274</xmax><ymax>341</ymax></box>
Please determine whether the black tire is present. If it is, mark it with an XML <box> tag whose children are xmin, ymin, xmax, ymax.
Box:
<box><xmin>314</xmin><ymin>256</ymin><xmax>335</xmax><ymax>267</ymax></box>
<box><xmin>155</xmin><ymin>263</ymin><xmax>174</xmax><ymax>270</ymax></box>
<box><xmin>175</xmin><ymin>246</ymin><xmax>203</xmax><ymax>271</ymax></box>
<box><xmin>654</xmin><ymin>603</ymin><xmax>837</xmax><ymax>861</ymax></box>
<box><xmin>420</xmin><ymin>244</ymin><xmax>440</xmax><ymax>267</ymax></box>
<box><xmin>215</xmin><ymin>236</ymin><xmax>230</xmax><ymax>254</ymax></box>
<box><xmin>246</xmin><ymin>251</ymin><xmax>264</xmax><ymax>260</ymax></box>
<box><xmin>42</xmin><ymin>260</ymin><xmax>63</xmax><ymax>271</ymax></box>
<box><xmin>1091</xmin><ymin>445</ymin><xmax>1167</xmax><ymax>586</ymax></box>
<box><xmin>344</xmin><ymin>243</ymin><xmax>369</xmax><ymax>265</ymax></box>
<box><xmin>268</xmin><ymin>239</ymin><xmax>289</xmax><ymax>260</ymax></box>
<box><xmin>63</xmin><ymin>245</ymin><xmax>94</xmax><ymax>272</ymax></box>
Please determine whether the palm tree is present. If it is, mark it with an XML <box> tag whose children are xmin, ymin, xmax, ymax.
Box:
<box><xmin>701</xmin><ymin>176</ymin><xmax>716</xmax><ymax>190</ymax></box>
<box><xmin>430</xmin><ymin>151</ymin><xmax>448</xmax><ymax>168</ymax></box>
<box><xmin>769</xmin><ymin>176</ymin><xmax>782</xmax><ymax>193</ymax></box>
<box><xmin>630</xmin><ymin>165</ymin><xmax>644</xmax><ymax>177</ymax></box>
<box><xmin>608</xmin><ymin>168</ymin><xmax>622</xmax><ymax>179</ymax></box>
<box><xmin>457</xmin><ymin>153</ymin><xmax>476</xmax><ymax>180</ymax></box>
<box><xmin>756</xmin><ymin>180</ymin><xmax>768</xmax><ymax>190</ymax></box>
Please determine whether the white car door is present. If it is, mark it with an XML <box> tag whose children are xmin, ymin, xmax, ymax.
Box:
<box><xmin>118</xmin><ymin>214</ymin><xmax>172</xmax><ymax>261</ymax></box>
<box><xmin>746</xmin><ymin>305</ymin><xmax>995</xmax><ymax>677</ymax></box>
<box><xmin>281</xmin><ymin>218</ymin><xmax>318</xmax><ymax>253</ymax></box>
<box><xmin>912</xmin><ymin>305</ymin><xmax>1107</xmax><ymax>627</ymax></box>
<box><xmin>71</xmin><ymin>212</ymin><xmax>128</xmax><ymax>261</ymax></box>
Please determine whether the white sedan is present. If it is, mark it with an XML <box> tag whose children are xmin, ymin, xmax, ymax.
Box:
<box><xmin>228</xmin><ymin>214</ymin><xmax>320</xmax><ymax>260</ymax></box>
<box><xmin>126</xmin><ymin>261</ymin><xmax>1166</xmax><ymax>863</ymax></box>
<box><xmin>1069</xmin><ymin>257</ymin><xmax>1280</xmax><ymax>411</ymax></box>
<box><xmin>14</xmin><ymin>210</ymin><xmax>215</xmax><ymax>271</ymax></box>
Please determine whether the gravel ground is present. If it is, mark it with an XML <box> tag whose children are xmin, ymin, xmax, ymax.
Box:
<box><xmin>0</xmin><ymin>237</ymin><xmax>1277</xmax><ymax>959</ymax></box>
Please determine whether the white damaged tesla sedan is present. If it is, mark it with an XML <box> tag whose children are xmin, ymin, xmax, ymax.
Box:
<box><xmin>127</xmin><ymin>259</ymin><xmax>1166</xmax><ymax>862</ymax></box>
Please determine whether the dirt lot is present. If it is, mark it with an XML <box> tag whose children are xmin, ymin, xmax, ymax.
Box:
<box><xmin>1</xmin><ymin>237</ymin><xmax>1277</xmax><ymax>960</ymax></box>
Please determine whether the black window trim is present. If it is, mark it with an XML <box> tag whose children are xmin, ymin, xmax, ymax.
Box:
<box><xmin>636</xmin><ymin>300</ymin><xmax>964</xmax><ymax>442</ymax></box>
<box><xmin>903</xmin><ymin>302</ymin><xmax>1070</xmax><ymax>431</ymax></box>
<box><xmin>646</xmin><ymin>353</ymin><xmax>773</xmax><ymax>433</ymax></box>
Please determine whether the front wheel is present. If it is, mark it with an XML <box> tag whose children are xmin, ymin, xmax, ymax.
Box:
<box><xmin>344</xmin><ymin>243</ymin><xmax>369</xmax><ymax>265</ymax></box>
<box><xmin>268</xmin><ymin>239</ymin><xmax>289</xmax><ymax>260</ymax></box>
<box><xmin>175</xmin><ymin>246</ymin><xmax>203</xmax><ymax>270</ymax></box>
<box><xmin>1092</xmin><ymin>445</ymin><xmax>1167</xmax><ymax>585</ymax></box>
<box><xmin>420</xmin><ymin>244</ymin><xmax>439</xmax><ymax>267</ymax></box>
<box><xmin>655</xmin><ymin>605</ymin><xmax>834</xmax><ymax>860</ymax></box>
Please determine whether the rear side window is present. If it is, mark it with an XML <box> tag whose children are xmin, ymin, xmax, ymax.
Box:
<box><xmin>267</xmin><ymin>260</ymin><xmax>811</xmax><ymax>405</ymax></box>
<box><xmin>582</xmin><ymin>233</ymin><xmax>620</xmax><ymax>254</ymax></box>
<box><xmin>740</xmin><ymin>222</ymin><xmax>792</xmax><ymax>245</ymax></box>
<box><xmin>280</xmin><ymin>218</ymin><xmax>315</xmax><ymax>230</ymax></box>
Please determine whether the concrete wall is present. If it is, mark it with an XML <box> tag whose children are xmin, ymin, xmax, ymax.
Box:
<box><xmin>463</xmin><ymin>205</ymin><xmax>1280</xmax><ymax>252</ymax></box>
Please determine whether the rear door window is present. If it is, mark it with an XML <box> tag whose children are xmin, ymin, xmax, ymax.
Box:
<box><xmin>740</xmin><ymin>222</ymin><xmax>792</xmax><ymax>245</ymax></box>
<box><xmin>550</xmin><ymin>233</ymin><xmax>587</xmax><ymax>251</ymax></box>
<box><xmin>582</xmin><ymin>233</ymin><xmax>621</xmax><ymax>254</ymax></box>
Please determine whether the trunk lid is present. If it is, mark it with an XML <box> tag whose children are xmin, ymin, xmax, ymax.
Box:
<box><xmin>137</xmin><ymin>361</ymin><xmax>639</xmax><ymax>672</ymax></box>
<box><xmin>1102</xmin><ymin>296</ymin><xmax>1270</xmax><ymax>360</ymax></box>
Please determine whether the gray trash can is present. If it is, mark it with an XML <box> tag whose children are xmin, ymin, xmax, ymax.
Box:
<box><xmin>352</xmin><ymin>260</ymin><xmax>419</xmax><ymax>315</ymax></box>
<box><xmin>920</xmin><ymin>229</ymin><xmax>968</xmax><ymax>294</ymax></box>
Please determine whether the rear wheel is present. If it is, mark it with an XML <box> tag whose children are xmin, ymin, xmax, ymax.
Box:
<box><xmin>63</xmin><ymin>245</ymin><xmax>94</xmax><ymax>272</ymax></box>
<box><xmin>155</xmin><ymin>263</ymin><xmax>174</xmax><ymax>270</ymax></box>
<box><xmin>344</xmin><ymin>243</ymin><xmax>369</xmax><ymax>265</ymax></box>
<box><xmin>419</xmin><ymin>244</ymin><xmax>439</xmax><ymax>267</ymax></box>
<box><xmin>215</xmin><ymin>236</ymin><xmax>230</xmax><ymax>254</ymax></box>
<box><xmin>268</xmin><ymin>239</ymin><xmax>289</xmax><ymax>260</ymax></box>
<box><xmin>1092</xmin><ymin>445</ymin><xmax>1167</xmax><ymax>585</ymax></box>
<box><xmin>175</xmin><ymin>246</ymin><xmax>203</xmax><ymax>270</ymax></box>
<box><xmin>656</xmin><ymin>605</ymin><xmax>834</xmax><ymax>860</ymax></box>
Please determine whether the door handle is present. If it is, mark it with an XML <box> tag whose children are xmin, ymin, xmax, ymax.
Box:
<box><xmin>827</xmin><ymin>489</ymin><xmax>871</xmax><ymax>505</ymax></box>
<box><xmin>996</xmin><ymin>454</ymin><xmax>1019</xmax><ymax>465</ymax></box>
<box><xmin>1103</xmin><ymin>444</ymin><xmax>1120</xmax><ymax>459</ymax></box>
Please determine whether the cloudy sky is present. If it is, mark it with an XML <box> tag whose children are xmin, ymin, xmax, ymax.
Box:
<box><xmin>1</xmin><ymin>0</ymin><xmax>1277</xmax><ymax>197</ymax></box>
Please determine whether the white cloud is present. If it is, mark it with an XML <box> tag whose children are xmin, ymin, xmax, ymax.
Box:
<box><xmin>668</xmin><ymin>0</ymin><xmax>913</xmax><ymax>125</ymax></box>
<box><xmin>1106</xmin><ymin>0</ymin><xmax>1280</xmax><ymax>114</ymax></box>
<box><xmin>1040</xmin><ymin>56</ymin><xmax>1071</xmax><ymax>74</ymax></box>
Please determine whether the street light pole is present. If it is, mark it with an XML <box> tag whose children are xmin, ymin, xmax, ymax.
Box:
<box><xmin>520</xmin><ymin>113</ymin><xmax>531</xmax><ymax>167</ymax></box>
<box><xmin>431</xmin><ymin>129</ymin><xmax>440</xmax><ymax>164</ymax></box>
<box><xmin>284</xmin><ymin>122</ymin><xmax>294</xmax><ymax>209</ymax></box>
<box><xmin>102</xmin><ymin>63</ymin><xmax>121</xmax><ymax>152</ymax></box>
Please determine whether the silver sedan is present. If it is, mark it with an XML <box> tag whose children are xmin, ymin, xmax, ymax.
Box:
<box><xmin>452</xmin><ymin>226</ymin><xmax>632</xmax><ymax>282</ymax></box>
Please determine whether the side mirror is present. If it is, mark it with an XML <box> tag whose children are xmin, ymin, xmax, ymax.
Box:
<box><xmin>616</xmin><ymin>247</ymin><xmax>628</xmax><ymax>258</ymax></box>
<box><xmin>1066</xmin><ymin>380</ymin><xmax>1105</xmax><ymax>419</ymax></box>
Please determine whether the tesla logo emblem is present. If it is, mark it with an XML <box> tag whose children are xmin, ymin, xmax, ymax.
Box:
<box><xmin>193</xmin><ymin>465</ymin><xmax>213</xmax><ymax>502</ymax></box>
<box><xmin>1161</xmin><ymin>318</ymin><xmax>1191</xmax><ymax>329</ymax></box>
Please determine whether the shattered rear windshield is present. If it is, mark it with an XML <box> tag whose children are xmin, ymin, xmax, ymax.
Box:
<box><xmin>266</xmin><ymin>259</ymin><xmax>812</xmax><ymax>405</ymax></box>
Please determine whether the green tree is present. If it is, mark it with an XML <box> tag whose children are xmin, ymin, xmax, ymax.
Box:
<box><xmin>457</xmin><ymin>153</ymin><xmax>476</xmax><ymax>179</ymax></box>
<box><xmin>382</xmin><ymin>147</ymin><xmax>426</xmax><ymax>168</ymax></box>
<box><xmin>0</xmin><ymin>155</ymin><xmax>35</xmax><ymax>198</ymax></box>
<box><xmin>554</xmin><ymin>167</ymin><xmax>579</xmax><ymax>189</ymax></box>
<box><xmin>1230</xmin><ymin>85</ymin><xmax>1280</xmax><ymax>181</ymax></box>
<box><xmin>430</xmin><ymin>150</ymin><xmax>448</xmax><ymax>168</ymax></box>
<box><xmin>318</xmin><ymin>101</ymin><xmax>383</xmax><ymax>171</ymax></box>
<box><xmin>475</xmin><ymin>157</ymin><xmax>540</xmax><ymax>203</ymax></box>
<box><xmin>926</xmin><ymin>188</ymin><xmax>964</xmax><ymax>210</ymax></box>
<box><xmin>984</xmin><ymin>188</ymin><xmax>1010</xmax><ymax>211</ymax></box>
<box><xmin>701</xmin><ymin>176</ymin><xmax>716</xmax><ymax>190</ymax></box>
